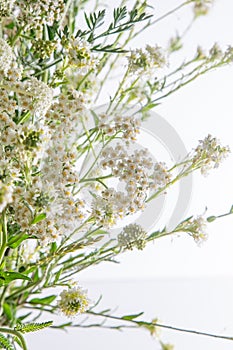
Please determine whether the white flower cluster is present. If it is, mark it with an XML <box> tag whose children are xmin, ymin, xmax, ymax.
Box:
<box><xmin>98</xmin><ymin>114</ymin><xmax>141</xmax><ymax>141</ymax></box>
<box><xmin>1</xmin><ymin>75</ymin><xmax>53</xmax><ymax>119</ymax></box>
<box><xmin>193</xmin><ymin>134</ymin><xmax>230</xmax><ymax>175</ymax></box>
<box><xmin>46</xmin><ymin>89</ymin><xmax>86</xmax><ymax>137</ymax></box>
<box><xmin>88</xmin><ymin>144</ymin><xmax>173</xmax><ymax>228</ymax></box>
<box><xmin>0</xmin><ymin>0</ymin><xmax>15</xmax><ymax>17</ymax></box>
<box><xmin>0</xmin><ymin>181</ymin><xmax>13</xmax><ymax>213</ymax></box>
<box><xmin>150</xmin><ymin>162</ymin><xmax>171</xmax><ymax>190</ymax></box>
<box><xmin>8</xmin><ymin>140</ymin><xmax>87</xmax><ymax>244</ymax></box>
<box><xmin>57</xmin><ymin>286</ymin><xmax>90</xmax><ymax>318</ymax></box>
<box><xmin>18</xmin><ymin>91</ymin><xmax>89</xmax><ymax>243</ymax></box>
<box><xmin>117</xmin><ymin>224</ymin><xmax>147</xmax><ymax>250</ymax></box>
<box><xmin>0</xmin><ymin>39</ymin><xmax>14</xmax><ymax>75</ymax></box>
<box><xmin>0</xmin><ymin>67</ymin><xmax>89</xmax><ymax>244</ymax></box>
<box><xmin>186</xmin><ymin>215</ymin><xmax>208</xmax><ymax>245</ymax></box>
<box><xmin>20</xmin><ymin>240</ymin><xmax>40</xmax><ymax>264</ymax></box>
<box><xmin>65</xmin><ymin>71</ymin><xmax>100</xmax><ymax>104</ymax></box>
<box><xmin>127</xmin><ymin>45</ymin><xmax>166</xmax><ymax>75</ymax></box>
<box><xmin>67</xmin><ymin>38</ymin><xmax>98</xmax><ymax>75</ymax></box>
<box><xmin>15</xmin><ymin>0</ymin><xmax>65</xmax><ymax>29</ymax></box>
<box><xmin>100</xmin><ymin>145</ymin><xmax>153</xmax><ymax>212</ymax></box>
<box><xmin>20</xmin><ymin>78</ymin><xmax>54</xmax><ymax>118</ymax></box>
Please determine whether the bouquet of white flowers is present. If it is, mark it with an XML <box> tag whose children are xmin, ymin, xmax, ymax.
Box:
<box><xmin>0</xmin><ymin>1</ymin><xmax>232</xmax><ymax>349</ymax></box>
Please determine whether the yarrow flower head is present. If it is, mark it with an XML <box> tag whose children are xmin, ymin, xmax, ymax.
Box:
<box><xmin>21</xmin><ymin>77</ymin><xmax>54</xmax><ymax>117</ymax></box>
<box><xmin>117</xmin><ymin>224</ymin><xmax>147</xmax><ymax>250</ymax></box>
<box><xmin>0</xmin><ymin>181</ymin><xmax>14</xmax><ymax>213</ymax></box>
<box><xmin>57</xmin><ymin>286</ymin><xmax>90</xmax><ymax>318</ymax></box>
<box><xmin>98</xmin><ymin>114</ymin><xmax>141</xmax><ymax>141</ymax></box>
<box><xmin>127</xmin><ymin>44</ymin><xmax>166</xmax><ymax>75</ymax></box>
<box><xmin>193</xmin><ymin>134</ymin><xmax>230</xmax><ymax>175</ymax></box>
<box><xmin>0</xmin><ymin>39</ymin><xmax>14</xmax><ymax>75</ymax></box>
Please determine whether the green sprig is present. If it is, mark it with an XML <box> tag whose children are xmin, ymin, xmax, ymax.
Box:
<box><xmin>15</xmin><ymin>321</ymin><xmax>53</xmax><ymax>334</ymax></box>
<box><xmin>0</xmin><ymin>333</ymin><xmax>14</xmax><ymax>350</ymax></box>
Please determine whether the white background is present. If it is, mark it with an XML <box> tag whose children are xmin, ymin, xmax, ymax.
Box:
<box><xmin>28</xmin><ymin>1</ymin><xmax>233</xmax><ymax>349</ymax></box>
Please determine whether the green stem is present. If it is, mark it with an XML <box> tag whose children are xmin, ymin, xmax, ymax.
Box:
<box><xmin>87</xmin><ymin>311</ymin><xmax>233</xmax><ymax>341</ymax></box>
<box><xmin>34</xmin><ymin>58</ymin><xmax>63</xmax><ymax>77</ymax></box>
<box><xmin>11</xmin><ymin>27</ymin><xmax>24</xmax><ymax>46</ymax></box>
<box><xmin>95</xmin><ymin>28</ymin><xmax>133</xmax><ymax>103</ymax></box>
<box><xmin>107</xmin><ymin>68</ymin><xmax>130</xmax><ymax>113</ymax></box>
<box><xmin>0</xmin><ymin>327</ymin><xmax>28</xmax><ymax>350</ymax></box>
<box><xmin>132</xmin><ymin>0</ymin><xmax>193</xmax><ymax>40</ymax></box>
<box><xmin>81</xmin><ymin>118</ymin><xmax>97</xmax><ymax>160</ymax></box>
<box><xmin>139</xmin><ymin>60</ymin><xmax>224</xmax><ymax>113</ymax></box>
<box><xmin>0</xmin><ymin>286</ymin><xmax>7</xmax><ymax>316</ymax></box>
<box><xmin>81</xmin><ymin>134</ymin><xmax>117</xmax><ymax>180</ymax></box>
<box><xmin>6</xmin><ymin>280</ymin><xmax>41</xmax><ymax>301</ymax></box>
<box><xmin>80</xmin><ymin>174</ymin><xmax>112</xmax><ymax>183</ymax></box>
<box><xmin>59</xmin><ymin>0</ymin><xmax>74</xmax><ymax>29</ymax></box>
<box><xmin>0</xmin><ymin>211</ymin><xmax>7</xmax><ymax>266</ymax></box>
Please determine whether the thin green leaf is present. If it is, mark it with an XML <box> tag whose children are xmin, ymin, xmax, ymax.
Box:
<box><xmin>8</xmin><ymin>233</ymin><xmax>29</xmax><ymax>249</ymax></box>
<box><xmin>3</xmin><ymin>303</ymin><xmax>13</xmax><ymax>320</ymax></box>
<box><xmin>0</xmin><ymin>271</ymin><xmax>31</xmax><ymax>286</ymax></box>
<box><xmin>31</xmin><ymin>213</ymin><xmax>46</xmax><ymax>225</ymax></box>
<box><xmin>207</xmin><ymin>216</ymin><xmax>216</xmax><ymax>223</ymax></box>
<box><xmin>113</xmin><ymin>7</ymin><xmax>127</xmax><ymax>26</ymax></box>
<box><xmin>84</xmin><ymin>10</ymin><xmax>105</xmax><ymax>31</ymax></box>
<box><xmin>122</xmin><ymin>312</ymin><xmax>144</xmax><ymax>321</ymax></box>
<box><xmin>28</xmin><ymin>295</ymin><xmax>56</xmax><ymax>305</ymax></box>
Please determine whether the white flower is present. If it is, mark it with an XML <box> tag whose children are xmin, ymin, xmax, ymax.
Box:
<box><xmin>91</xmin><ymin>194</ymin><xmax>119</xmax><ymax>228</ymax></box>
<box><xmin>176</xmin><ymin>215</ymin><xmax>208</xmax><ymax>246</ymax></box>
<box><xmin>117</xmin><ymin>223</ymin><xmax>147</xmax><ymax>250</ymax></box>
<box><xmin>20</xmin><ymin>240</ymin><xmax>40</xmax><ymax>264</ymax></box>
<box><xmin>16</xmin><ymin>0</ymin><xmax>65</xmax><ymax>29</ymax></box>
<box><xmin>65</xmin><ymin>71</ymin><xmax>100</xmax><ymax>104</ymax></box>
<box><xmin>22</xmin><ymin>78</ymin><xmax>54</xmax><ymax>117</ymax></box>
<box><xmin>127</xmin><ymin>44</ymin><xmax>166</xmax><ymax>74</ymax></box>
<box><xmin>67</xmin><ymin>38</ymin><xmax>98</xmax><ymax>75</ymax></box>
<box><xmin>193</xmin><ymin>0</ymin><xmax>214</xmax><ymax>17</ymax></box>
<box><xmin>0</xmin><ymin>0</ymin><xmax>15</xmax><ymax>17</ymax></box>
<box><xmin>150</xmin><ymin>162</ymin><xmax>171</xmax><ymax>189</ymax></box>
<box><xmin>57</xmin><ymin>286</ymin><xmax>90</xmax><ymax>318</ymax></box>
<box><xmin>0</xmin><ymin>39</ymin><xmax>14</xmax><ymax>75</ymax></box>
<box><xmin>98</xmin><ymin>145</ymin><xmax>153</xmax><ymax>219</ymax></box>
<box><xmin>187</xmin><ymin>216</ymin><xmax>208</xmax><ymax>245</ymax></box>
<box><xmin>193</xmin><ymin>134</ymin><xmax>230</xmax><ymax>175</ymax></box>
<box><xmin>30</xmin><ymin>218</ymin><xmax>61</xmax><ymax>245</ymax></box>
<box><xmin>0</xmin><ymin>181</ymin><xmax>14</xmax><ymax>212</ymax></box>
<box><xmin>98</xmin><ymin>114</ymin><xmax>141</xmax><ymax>141</ymax></box>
